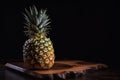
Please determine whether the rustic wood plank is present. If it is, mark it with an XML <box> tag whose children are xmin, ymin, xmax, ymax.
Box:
<box><xmin>5</xmin><ymin>60</ymin><xmax>107</xmax><ymax>79</ymax></box>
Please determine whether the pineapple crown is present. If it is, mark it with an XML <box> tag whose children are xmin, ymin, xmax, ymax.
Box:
<box><xmin>23</xmin><ymin>5</ymin><xmax>51</xmax><ymax>38</ymax></box>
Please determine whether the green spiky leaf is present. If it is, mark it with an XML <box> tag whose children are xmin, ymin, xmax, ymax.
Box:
<box><xmin>23</xmin><ymin>5</ymin><xmax>51</xmax><ymax>38</ymax></box>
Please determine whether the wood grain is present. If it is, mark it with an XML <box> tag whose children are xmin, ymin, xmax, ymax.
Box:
<box><xmin>5</xmin><ymin>60</ymin><xmax>107</xmax><ymax>80</ymax></box>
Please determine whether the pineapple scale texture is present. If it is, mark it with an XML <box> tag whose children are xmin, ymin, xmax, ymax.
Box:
<box><xmin>23</xmin><ymin>34</ymin><xmax>55</xmax><ymax>69</ymax></box>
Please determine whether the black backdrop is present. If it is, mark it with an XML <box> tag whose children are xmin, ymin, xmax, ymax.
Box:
<box><xmin>0</xmin><ymin>0</ymin><xmax>119</xmax><ymax>67</ymax></box>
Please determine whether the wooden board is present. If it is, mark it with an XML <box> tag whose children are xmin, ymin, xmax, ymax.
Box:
<box><xmin>5</xmin><ymin>60</ymin><xmax>107</xmax><ymax>80</ymax></box>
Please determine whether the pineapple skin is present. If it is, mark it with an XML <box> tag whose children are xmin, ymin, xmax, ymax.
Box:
<box><xmin>23</xmin><ymin>33</ymin><xmax>55</xmax><ymax>69</ymax></box>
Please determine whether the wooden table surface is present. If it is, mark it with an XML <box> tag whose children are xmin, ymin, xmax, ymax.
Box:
<box><xmin>5</xmin><ymin>60</ymin><xmax>107</xmax><ymax>80</ymax></box>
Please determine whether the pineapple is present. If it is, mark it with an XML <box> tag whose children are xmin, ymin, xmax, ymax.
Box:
<box><xmin>23</xmin><ymin>6</ymin><xmax>55</xmax><ymax>69</ymax></box>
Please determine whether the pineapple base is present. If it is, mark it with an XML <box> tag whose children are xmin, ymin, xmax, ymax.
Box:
<box><xmin>23</xmin><ymin>60</ymin><xmax>54</xmax><ymax>69</ymax></box>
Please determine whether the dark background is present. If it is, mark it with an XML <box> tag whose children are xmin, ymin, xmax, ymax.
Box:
<box><xmin>0</xmin><ymin>0</ymin><xmax>119</xmax><ymax>68</ymax></box>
